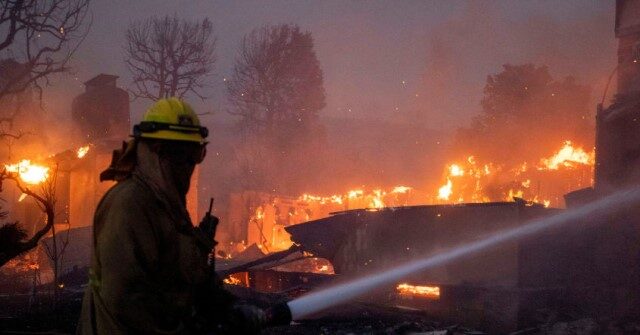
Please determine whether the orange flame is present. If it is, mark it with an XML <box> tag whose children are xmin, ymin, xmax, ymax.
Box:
<box><xmin>437</xmin><ymin>178</ymin><xmax>453</xmax><ymax>201</ymax></box>
<box><xmin>505</xmin><ymin>189</ymin><xmax>524</xmax><ymax>201</ymax></box>
<box><xmin>391</xmin><ymin>186</ymin><xmax>412</xmax><ymax>193</ymax></box>
<box><xmin>449</xmin><ymin>164</ymin><xmax>464</xmax><ymax>176</ymax></box>
<box><xmin>5</xmin><ymin>160</ymin><xmax>49</xmax><ymax>185</ymax></box>
<box><xmin>347</xmin><ymin>189</ymin><xmax>364</xmax><ymax>199</ymax></box>
<box><xmin>223</xmin><ymin>276</ymin><xmax>242</xmax><ymax>285</ymax></box>
<box><xmin>299</xmin><ymin>187</ymin><xmax>401</xmax><ymax>209</ymax></box>
<box><xmin>434</xmin><ymin>141</ymin><xmax>593</xmax><ymax>207</ymax></box>
<box><xmin>397</xmin><ymin>283</ymin><xmax>440</xmax><ymax>299</ymax></box>
<box><xmin>77</xmin><ymin>145</ymin><xmax>90</xmax><ymax>158</ymax></box>
<box><xmin>539</xmin><ymin>141</ymin><xmax>594</xmax><ymax>170</ymax></box>
<box><xmin>370</xmin><ymin>189</ymin><xmax>385</xmax><ymax>208</ymax></box>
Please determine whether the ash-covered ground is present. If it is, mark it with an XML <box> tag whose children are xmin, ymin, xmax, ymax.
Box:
<box><xmin>2</xmin><ymin>290</ymin><xmax>640</xmax><ymax>335</ymax></box>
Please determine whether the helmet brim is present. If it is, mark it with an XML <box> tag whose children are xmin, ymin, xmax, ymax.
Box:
<box><xmin>138</xmin><ymin>130</ymin><xmax>204</xmax><ymax>143</ymax></box>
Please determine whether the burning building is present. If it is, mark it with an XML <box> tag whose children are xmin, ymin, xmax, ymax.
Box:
<box><xmin>219</xmin><ymin>1</ymin><xmax>640</xmax><ymax>332</ymax></box>
<box><xmin>222</xmin><ymin>138</ymin><xmax>594</xmax><ymax>257</ymax></box>
<box><xmin>2</xmin><ymin>74</ymin><xmax>131</xmax><ymax>279</ymax></box>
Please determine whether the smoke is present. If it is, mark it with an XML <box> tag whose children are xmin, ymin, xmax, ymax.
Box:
<box><xmin>411</xmin><ymin>1</ymin><xmax>615</xmax><ymax>130</ymax></box>
<box><xmin>197</xmin><ymin>1</ymin><xmax>616</xmax><ymax>225</ymax></box>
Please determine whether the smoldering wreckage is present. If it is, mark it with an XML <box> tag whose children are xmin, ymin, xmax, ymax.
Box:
<box><xmin>4</xmin><ymin>3</ymin><xmax>640</xmax><ymax>335</ymax></box>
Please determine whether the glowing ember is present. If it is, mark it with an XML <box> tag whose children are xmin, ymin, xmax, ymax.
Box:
<box><xmin>449</xmin><ymin>164</ymin><xmax>464</xmax><ymax>176</ymax></box>
<box><xmin>18</xmin><ymin>193</ymin><xmax>27</xmax><ymax>202</ymax></box>
<box><xmin>539</xmin><ymin>141</ymin><xmax>594</xmax><ymax>170</ymax></box>
<box><xmin>298</xmin><ymin>187</ymin><xmax>415</xmax><ymax>210</ymax></box>
<box><xmin>437</xmin><ymin>178</ymin><xmax>453</xmax><ymax>201</ymax></box>
<box><xmin>396</xmin><ymin>283</ymin><xmax>440</xmax><ymax>299</ymax></box>
<box><xmin>370</xmin><ymin>189</ymin><xmax>385</xmax><ymax>208</ymax></box>
<box><xmin>5</xmin><ymin>160</ymin><xmax>49</xmax><ymax>185</ymax></box>
<box><xmin>506</xmin><ymin>189</ymin><xmax>524</xmax><ymax>201</ymax></box>
<box><xmin>255</xmin><ymin>207</ymin><xmax>264</xmax><ymax>220</ymax></box>
<box><xmin>300</xmin><ymin>193</ymin><xmax>343</xmax><ymax>205</ymax></box>
<box><xmin>223</xmin><ymin>276</ymin><xmax>242</xmax><ymax>285</ymax></box>
<box><xmin>77</xmin><ymin>145</ymin><xmax>90</xmax><ymax>158</ymax></box>
<box><xmin>467</xmin><ymin>155</ymin><xmax>476</xmax><ymax>164</ymax></box>
<box><xmin>347</xmin><ymin>190</ymin><xmax>364</xmax><ymax>199</ymax></box>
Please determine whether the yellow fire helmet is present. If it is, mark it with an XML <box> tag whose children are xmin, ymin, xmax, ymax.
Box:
<box><xmin>133</xmin><ymin>98</ymin><xmax>208</xmax><ymax>143</ymax></box>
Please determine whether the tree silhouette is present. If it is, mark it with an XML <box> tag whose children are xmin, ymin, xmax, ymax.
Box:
<box><xmin>455</xmin><ymin>64</ymin><xmax>592</xmax><ymax>163</ymax></box>
<box><xmin>0</xmin><ymin>0</ymin><xmax>90</xmax><ymax>100</ymax></box>
<box><xmin>227</xmin><ymin>24</ymin><xmax>325</xmax><ymax>147</ymax></box>
<box><xmin>125</xmin><ymin>15</ymin><xmax>216</xmax><ymax>101</ymax></box>
<box><xmin>0</xmin><ymin>0</ymin><xmax>90</xmax><ymax>139</ymax></box>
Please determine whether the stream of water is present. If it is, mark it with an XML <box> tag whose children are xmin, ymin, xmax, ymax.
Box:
<box><xmin>286</xmin><ymin>187</ymin><xmax>640</xmax><ymax>320</ymax></box>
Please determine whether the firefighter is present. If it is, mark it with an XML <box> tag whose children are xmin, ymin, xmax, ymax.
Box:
<box><xmin>77</xmin><ymin>98</ymin><xmax>269</xmax><ymax>334</ymax></box>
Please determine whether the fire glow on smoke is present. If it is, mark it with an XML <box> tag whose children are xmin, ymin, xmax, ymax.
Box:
<box><xmin>4</xmin><ymin>160</ymin><xmax>50</xmax><ymax>185</ymax></box>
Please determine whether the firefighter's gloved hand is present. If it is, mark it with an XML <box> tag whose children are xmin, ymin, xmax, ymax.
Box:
<box><xmin>264</xmin><ymin>302</ymin><xmax>292</xmax><ymax>326</ymax></box>
<box><xmin>198</xmin><ymin>213</ymin><xmax>219</xmax><ymax>241</ymax></box>
<box><xmin>231</xmin><ymin>304</ymin><xmax>266</xmax><ymax>334</ymax></box>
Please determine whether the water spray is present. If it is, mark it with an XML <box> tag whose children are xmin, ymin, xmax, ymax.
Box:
<box><xmin>282</xmin><ymin>187</ymin><xmax>640</xmax><ymax>321</ymax></box>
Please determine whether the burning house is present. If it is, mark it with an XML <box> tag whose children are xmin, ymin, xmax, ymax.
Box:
<box><xmin>1</xmin><ymin>1</ymin><xmax>637</xmax><ymax>334</ymax></box>
<box><xmin>219</xmin><ymin>1</ymin><xmax>640</xmax><ymax>332</ymax></box>
<box><xmin>2</xmin><ymin>74</ymin><xmax>130</xmax><ymax>281</ymax></box>
<box><xmin>30</xmin><ymin>73</ymin><xmax>198</xmax><ymax>277</ymax></box>
<box><xmin>222</xmin><ymin>137</ymin><xmax>596</xmax><ymax>256</ymax></box>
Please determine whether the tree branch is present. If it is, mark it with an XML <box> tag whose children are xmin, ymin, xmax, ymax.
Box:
<box><xmin>0</xmin><ymin>168</ymin><xmax>56</xmax><ymax>267</ymax></box>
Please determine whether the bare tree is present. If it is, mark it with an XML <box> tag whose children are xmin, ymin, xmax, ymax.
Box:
<box><xmin>227</xmin><ymin>24</ymin><xmax>326</xmax><ymax>145</ymax></box>
<box><xmin>124</xmin><ymin>15</ymin><xmax>216</xmax><ymax>101</ymax></box>
<box><xmin>0</xmin><ymin>0</ymin><xmax>90</xmax><ymax>101</ymax></box>
<box><xmin>0</xmin><ymin>0</ymin><xmax>91</xmax><ymax>139</ymax></box>
<box><xmin>226</xmin><ymin>24</ymin><xmax>326</xmax><ymax>194</ymax></box>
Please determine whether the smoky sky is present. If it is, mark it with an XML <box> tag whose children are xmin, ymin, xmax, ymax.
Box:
<box><xmin>47</xmin><ymin>0</ymin><xmax>615</xmax><ymax>134</ymax></box>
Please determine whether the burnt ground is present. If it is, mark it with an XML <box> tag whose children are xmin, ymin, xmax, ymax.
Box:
<box><xmin>2</xmin><ymin>291</ymin><xmax>640</xmax><ymax>335</ymax></box>
<box><xmin>263</xmin><ymin>303</ymin><xmax>479</xmax><ymax>335</ymax></box>
<box><xmin>0</xmin><ymin>290</ymin><xmax>84</xmax><ymax>334</ymax></box>
<box><xmin>263</xmin><ymin>303</ymin><xmax>640</xmax><ymax>335</ymax></box>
